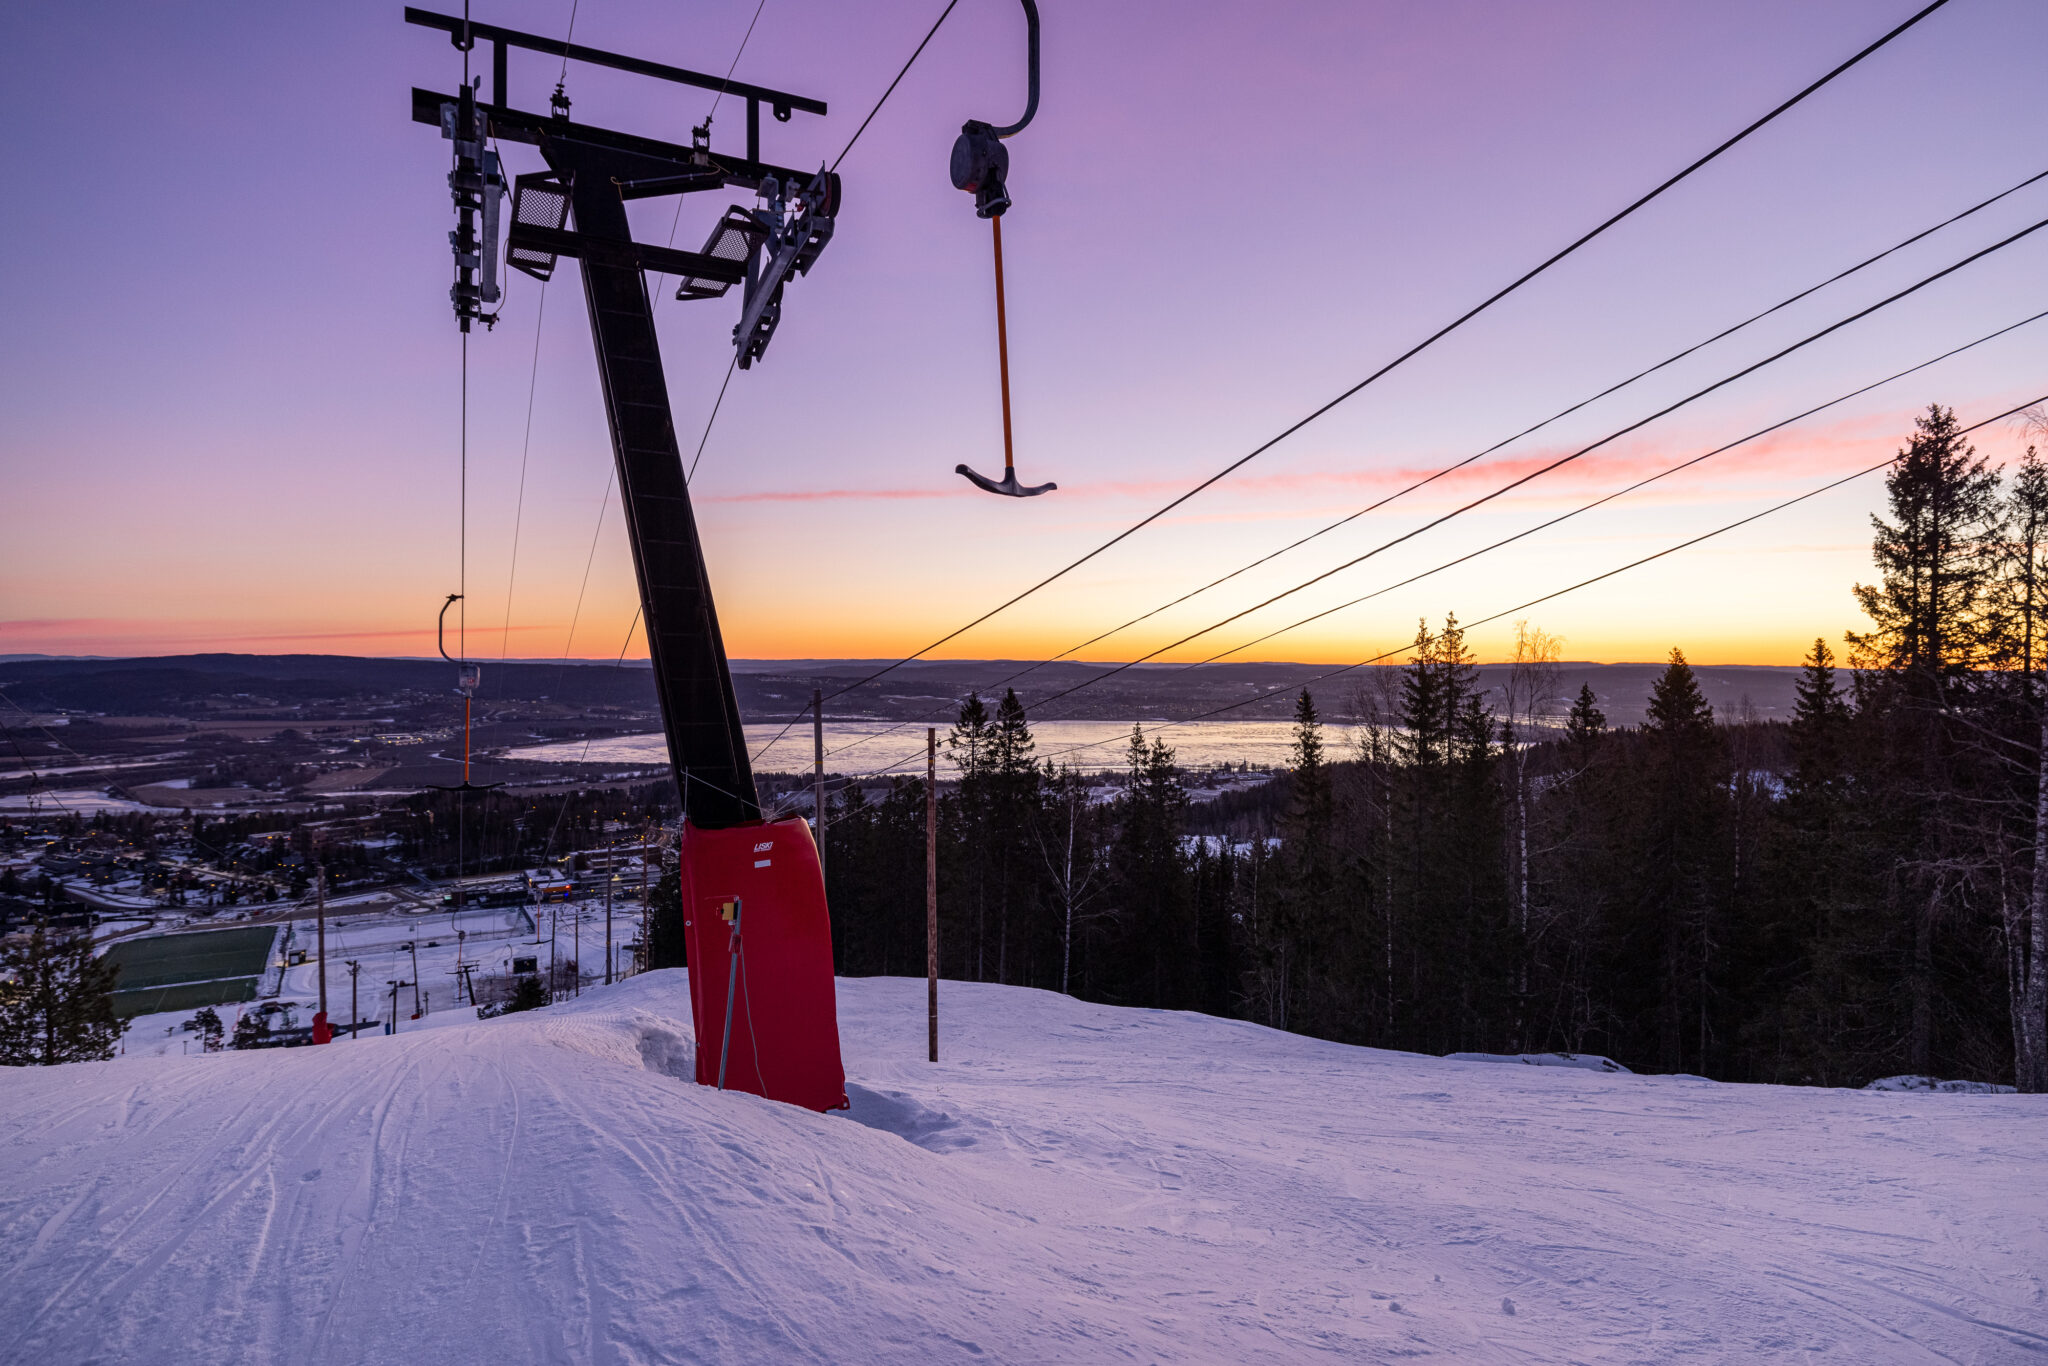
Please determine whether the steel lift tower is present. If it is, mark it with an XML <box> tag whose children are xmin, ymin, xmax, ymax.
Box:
<box><xmin>407</xmin><ymin>8</ymin><xmax>846</xmax><ymax>1111</ymax></box>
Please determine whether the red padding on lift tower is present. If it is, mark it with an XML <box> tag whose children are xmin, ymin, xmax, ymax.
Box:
<box><xmin>681</xmin><ymin>816</ymin><xmax>848</xmax><ymax>1112</ymax></box>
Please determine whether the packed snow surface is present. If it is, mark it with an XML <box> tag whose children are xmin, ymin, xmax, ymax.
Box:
<box><xmin>2</xmin><ymin>973</ymin><xmax>2043</xmax><ymax>1364</ymax></box>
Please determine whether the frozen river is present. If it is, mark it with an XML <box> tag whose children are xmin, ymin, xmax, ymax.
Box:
<box><xmin>513</xmin><ymin>719</ymin><xmax>1370</xmax><ymax>776</ymax></box>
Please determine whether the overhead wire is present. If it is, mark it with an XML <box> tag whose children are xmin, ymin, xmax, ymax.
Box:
<box><xmin>1026</xmin><ymin>165</ymin><xmax>2048</xmax><ymax>670</ymax></box>
<box><xmin>651</xmin><ymin>0</ymin><xmax>772</xmax><ymax>304</ymax></box>
<box><xmin>797</xmin><ymin>0</ymin><xmax>1960</xmax><ymax>716</ymax></box>
<box><xmin>830</xmin><ymin>0</ymin><xmax>961</xmax><ymax>173</ymax></box>
<box><xmin>1190</xmin><ymin>307</ymin><xmax>2048</xmax><ymax>667</ymax></box>
<box><xmin>828</xmin><ymin>392</ymin><xmax>2048</xmax><ymax>786</ymax></box>
<box><xmin>500</xmin><ymin>283</ymin><xmax>550</xmax><ymax>658</ymax></box>
<box><xmin>1010</xmin><ymin>213</ymin><xmax>2048</xmax><ymax>713</ymax></box>
<box><xmin>799</xmin><ymin>168</ymin><xmax>2048</xmax><ymax>768</ymax></box>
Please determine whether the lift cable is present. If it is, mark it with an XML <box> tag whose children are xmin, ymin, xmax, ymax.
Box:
<box><xmin>538</xmin><ymin>602</ymin><xmax>647</xmax><ymax>863</ymax></box>
<box><xmin>805</xmin><ymin>170</ymin><xmax>2048</xmax><ymax>768</ymax></box>
<box><xmin>827</xmin><ymin>391</ymin><xmax>2048</xmax><ymax>789</ymax></box>
<box><xmin>1186</xmin><ymin>306</ymin><xmax>2048</xmax><ymax>668</ymax></box>
<box><xmin>690</xmin><ymin>355</ymin><xmax>740</xmax><ymax>483</ymax></box>
<box><xmin>495</xmin><ymin>0</ymin><xmax>597</xmax><ymax>664</ymax></box>
<box><xmin>651</xmin><ymin>0</ymin><xmax>772</xmax><ymax>305</ymax></box>
<box><xmin>813</xmin><ymin>298</ymin><xmax>2048</xmax><ymax>772</ymax></box>
<box><xmin>706</xmin><ymin>0</ymin><xmax>771</xmax><ymax>124</ymax></box>
<box><xmin>796</xmin><ymin>0</ymin><xmax>1958</xmax><ymax>718</ymax></box>
<box><xmin>1007</xmin><ymin>214</ymin><xmax>2048</xmax><ymax>715</ymax></box>
<box><xmin>500</xmin><ymin>284</ymin><xmax>551</xmax><ymax>658</ymax></box>
<box><xmin>1030</xmin><ymin>164</ymin><xmax>2048</xmax><ymax>670</ymax></box>
<box><xmin>831</xmin><ymin>0</ymin><xmax>961</xmax><ymax>174</ymax></box>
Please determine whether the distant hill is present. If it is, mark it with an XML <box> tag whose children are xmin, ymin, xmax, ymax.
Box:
<box><xmin>0</xmin><ymin>653</ymin><xmax>1803</xmax><ymax>727</ymax></box>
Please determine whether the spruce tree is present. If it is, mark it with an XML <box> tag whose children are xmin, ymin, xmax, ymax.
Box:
<box><xmin>643</xmin><ymin>868</ymin><xmax>686</xmax><ymax>970</ymax></box>
<box><xmin>1848</xmin><ymin>404</ymin><xmax>2003</xmax><ymax>700</ymax></box>
<box><xmin>1788</xmin><ymin>639</ymin><xmax>1850</xmax><ymax>796</ymax></box>
<box><xmin>1105</xmin><ymin>727</ymin><xmax>1192</xmax><ymax>1009</ymax></box>
<box><xmin>1632</xmin><ymin>649</ymin><xmax>1724</xmax><ymax>1074</ymax></box>
<box><xmin>1274</xmin><ymin>691</ymin><xmax>1335</xmax><ymax>1034</ymax></box>
<box><xmin>945</xmin><ymin>694</ymin><xmax>996</xmax><ymax>979</ymax></box>
<box><xmin>0</xmin><ymin>923</ymin><xmax>126</xmax><ymax>1065</ymax></box>
<box><xmin>1563</xmin><ymin>684</ymin><xmax>1605</xmax><ymax>764</ymax></box>
<box><xmin>1847</xmin><ymin>405</ymin><xmax>2005</xmax><ymax>1076</ymax></box>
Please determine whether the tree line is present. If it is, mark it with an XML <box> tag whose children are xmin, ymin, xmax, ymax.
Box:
<box><xmin>814</xmin><ymin>406</ymin><xmax>2048</xmax><ymax>1091</ymax></box>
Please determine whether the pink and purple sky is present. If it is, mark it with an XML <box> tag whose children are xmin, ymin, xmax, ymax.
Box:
<box><xmin>4</xmin><ymin>0</ymin><xmax>2045</xmax><ymax>666</ymax></box>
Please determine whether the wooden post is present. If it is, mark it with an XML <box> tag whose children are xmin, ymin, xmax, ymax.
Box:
<box><xmin>313</xmin><ymin>864</ymin><xmax>331</xmax><ymax>1044</ymax></box>
<box><xmin>926</xmin><ymin>727</ymin><xmax>938</xmax><ymax>1063</ymax></box>
<box><xmin>813</xmin><ymin>688</ymin><xmax>827</xmax><ymax>883</ymax></box>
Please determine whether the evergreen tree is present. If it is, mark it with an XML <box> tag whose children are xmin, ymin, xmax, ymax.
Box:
<box><xmin>188</xmin><ymin>1006</ymin><xmax>225</xmax><ymax>1051</ymax></box>
<box><xmin>1848</xmin><ymin>405</ymin><xmax>2003</xmax><ymax>700</ymax></box>
<box><xmin>0</xmin><ymin>924</ymin><xmax>126</xmax><ymax>1065</ymax></box>
<box><xmin>1391</xmin><ymin>616</ymin><xmax>1508</xmax><ymax>1053</ymax></box>
<box><xmin>1269</xmin><ymin>691</ymin><xmax>1335</xmax><ymax>1033</ymax></box>
<box><xmin>643</xmin><ymin>867</ymin><xmax>685</xmax><ymax>970</ymax></box>
<box><xmin>1994</xmin><ymin>445</ymin><xmax>2048</xmax><ymax>682</ymax></box>
<box><xmin>1563</xmin><ymin>684</ymin><xmax>1606</xmax><ymax>765</ymax></box>
<box><xmin>944</xmin><ymin>693</ymin><xmax>996</xmax><ymax>979</ymax></box>
<box><xmin>984</xmin><ymin>689</ymin><xmax>1043</xmax><ymax>984</ymax></box>
<box><xmin>1628</xmin><ymin>649</ymin><xmax>1724</xmax><ymax>1073</ymax></box>
<box><xmin>230</xmin><ymin>1009</ymin><xmax>272</xmax><ymax>1051</ymax></box>
<box><xmin>1102</xmin><ymin>727</ymin><xmax>1193</xmax><ymax>1008</ymax></box>
<box><xmin>1847</xmin><ymin>406</ymin><xmax>2006</xmax><ymax>1076</ymax></box>
<box><xmin>1788</xmin><ymin>639</ymin><xmax>1851</xmax><ymax>796</ymax></box>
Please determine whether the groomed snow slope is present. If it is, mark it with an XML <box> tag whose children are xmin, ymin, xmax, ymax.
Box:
<box><xmin>2</xmin><ymin>972</ymin><xmax>2043</xmax><ymax>1364</ymax></box>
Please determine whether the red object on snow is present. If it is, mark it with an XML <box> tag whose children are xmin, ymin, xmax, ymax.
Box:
<box><xmin>681</xmin><ymin>816</ymin><xmax>847</xmax><ymax>1112</ymax></box>
<box><xmin>311</xmin><ymin>1011</ymin><xmax>332</xmax><ymax>1045</ymax></box>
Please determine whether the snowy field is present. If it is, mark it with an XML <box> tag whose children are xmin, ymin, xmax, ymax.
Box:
<box><xmin>2</xmin><ymin>973</ymin><xmax>2043</xmax><ymax>1364</ymax></box>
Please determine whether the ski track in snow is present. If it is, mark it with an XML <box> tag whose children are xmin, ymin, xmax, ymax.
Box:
<box><xmin>1</xmin><ymin>973</ymin><xmax>2043</xmax><ymax>1364</ymax></box>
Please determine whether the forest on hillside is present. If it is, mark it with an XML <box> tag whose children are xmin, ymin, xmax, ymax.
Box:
<box><xmin>774</xmin><ymin>406</ymin><xmax>2048</xmax><ymax>1092</ymax></box>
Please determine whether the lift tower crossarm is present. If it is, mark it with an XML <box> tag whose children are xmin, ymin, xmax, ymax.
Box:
<box><xmin>403</xmin><ymin>8</ymin><xmax>826</xmax><ymax>112</ymax></box>
<box><xmin>404</xmin><ymin>7</ymin><xmax>824</xmax><ymax>162</ymax></box>
<box><xmin>407</xmin><ymin>90</ymin><xmax>822</xmax><ymax>191</ymax></box>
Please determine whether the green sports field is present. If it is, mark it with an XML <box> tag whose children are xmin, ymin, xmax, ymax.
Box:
<box><xmin>101</xmin><ymin>926</ymin><xmax>277</xmax><ymax>1017</ymax></box>
<box><xmin>110</xmin><ymin>977</ymin><xmax>260</xmax><ymax>1018</ymax></box>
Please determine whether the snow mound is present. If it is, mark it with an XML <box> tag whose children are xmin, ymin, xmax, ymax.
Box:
<box><xmin>1445</xmin><ymin>1050</ymin><xmax>1632</xmax><ymax>1073</ymax></box>
<box><xmin>1864</xmin><ymin>1073</ymin><xmax>2018</xmax><ymax>1094</ymax></box>
<box><xmin>3</xmin><ymin>971</ymin><xmax>2045</xmax><ymax>1364</ymax></box>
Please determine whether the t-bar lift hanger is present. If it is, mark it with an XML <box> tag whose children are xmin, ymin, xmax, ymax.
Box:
<box><xmin>950</xmin><ymin>0</ymin><xmax>1053</xmax><ymax>499</ymax></box>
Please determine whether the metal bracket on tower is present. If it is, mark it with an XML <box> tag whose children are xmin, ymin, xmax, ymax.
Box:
<box><xmin>442</xmin><ymin>82</ymin><xmax>506</xmax><ymax>330</ymax></box>
<box><xmin>732</xmin><ymin>169</ymin><xmax>840</xmax><ymax>369</ymax></box>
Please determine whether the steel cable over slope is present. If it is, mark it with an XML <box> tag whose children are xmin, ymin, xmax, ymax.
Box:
<box><xmin>801</xmin><ymin>170</ymin><xmax>2048</xmax><ymax>767</ymax></box>
<box><xmin>792</xmin><ymin>0</ymin><xmax>1957</xmax><ymax>723</ymax></box>
<box><xmin>1192</xmin><ymin>308</ymin><xmax>2048</xmax><ymax>666</ymax></box>
<box><xmin>825</xmin><ymin>392</ymin><xmax>2048</xmax><ymax>787</ymax></box>
<box><xmin>1012</xmin><ymin>214</ymin><xmax>2048</xmax><ymax>714</ymax></box>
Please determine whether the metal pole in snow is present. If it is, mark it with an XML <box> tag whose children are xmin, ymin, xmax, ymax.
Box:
<box><xmin>634</xmin><ymin>820</ymin><xmax>649</xmax><ymax>980</ymax></box>
<box><xmin>813</xmin><ymin>689</ymin><xmax>827</xmax><ymax>883</ymax></box>
<box><xmin>717</xmin><ymin>898</ymin><xmax>743</xmax><ymax>1089</ymax></box>
<box><xmin>604</xmin><ymin>854</ymin><xmax>613</xmax><ymax>987</ymax></box>
<box><xmin>314</xmin><ymin>864</ymin><xmax>330</xmax><ymax>1042</ymax></box>
<box><xmin>927</xmin><ymin>727</ymin><xmax>938</xmax><ymax>1064</ymax></box>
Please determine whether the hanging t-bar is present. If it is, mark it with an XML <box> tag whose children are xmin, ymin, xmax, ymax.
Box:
<box><xmin>950</xmin><ymin>0</ymin><xmax>1054</xmax><ymax>499</ymax></box>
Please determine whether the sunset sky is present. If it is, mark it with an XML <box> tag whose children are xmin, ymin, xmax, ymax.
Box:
<box><xmin>5</xmin><ymin>0</ymin><xmax>2046</xmax><ymax>668</ymax></box>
